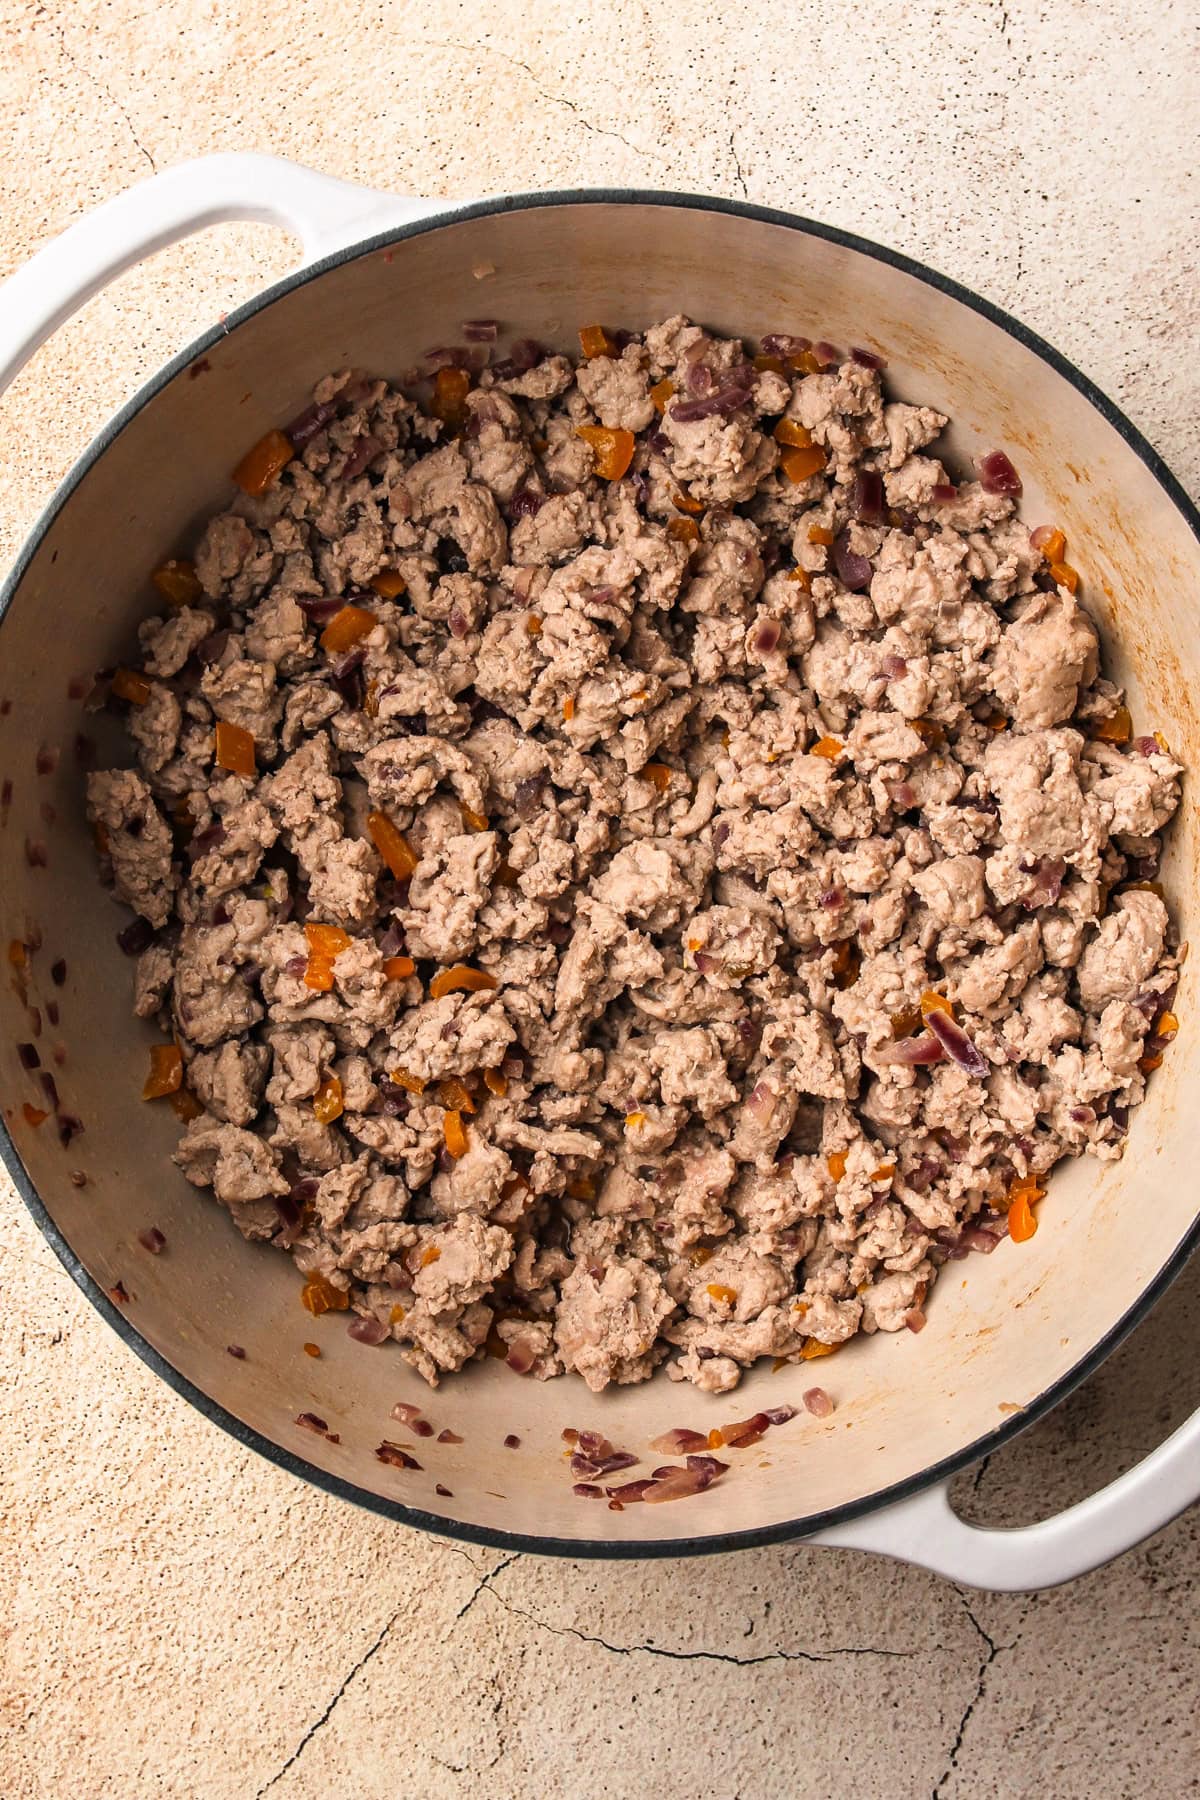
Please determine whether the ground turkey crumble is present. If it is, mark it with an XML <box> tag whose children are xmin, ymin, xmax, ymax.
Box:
<box><xmin>89</xmin><ymin>322</ymin><xmax>1183</xmax><ymax>1394</ymax></box>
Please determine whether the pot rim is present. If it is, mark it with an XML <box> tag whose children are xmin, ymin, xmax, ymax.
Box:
<box><xmin>3</xmin><ymin>184</ymin><xmax>1198</xmax><ymax>1559</ymax></box>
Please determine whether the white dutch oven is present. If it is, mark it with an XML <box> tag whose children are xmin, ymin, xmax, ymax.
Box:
<box><xmin>1</xmin><ymin>155</ymin><xmax>1197</xmax><ymax>1590</ymax></box>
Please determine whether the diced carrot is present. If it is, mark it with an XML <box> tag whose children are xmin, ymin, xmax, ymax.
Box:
<box><xmin>890</xmin><ymin>1005</ymin><xmax>921</xmax><ymax>1039</ymax></box>
<box><xmin>232</xmin><ymin>429</ymin><xmax>294</xmax><ymax>496</ymax></box>
<box><xmin>420</xmin><ymin>1244</ymin><xmax>443</xmax><ymax>1267</ymax></box>
<box><xmin>320</xmin><ymin>605</ymin><xmax>376</xmax><ymax>654</ymax></box>
<box><xmin>667</xmin><ymin>515</ymin><xmax>700</xmax><ymax>545</ymax></box>
<box><xmin>367</xmin><ymin>810</ymin><xmax>419</xmax><ymax>880</ymax></box>
<box><xmin>578</xmin><ymin>324</ymin><xmax>617</xmax><ymax>359</ymax></box>
<box><xmin>142</xmin><ymin>1043</ymin><xmax>183</xmax><ymax>1100</ymax></box>
<box><xmin>526</xmin><ymin>615</ymin><xmax>543</xmax><ymax>637</ymax></box>
<box><xmin>671</xmin><ymin>488</ymin><xmax>704</xmax><ymax>515</ymax></box>
<box><xmin>169</xmin><ymin>1086</ymin><xmax>204</xmax><ymax>1122</ymax></box>
<box><xmin>483</xmin><ymin>1067</ymin><xmax>508</xmax><ymax>1097</ymax></box>
<box><xmin>779</xmin><ymin>444</ymin><xmax>827</xmax><ymax>484</ymax></box>
<box><xmin>22</xmin><ymin>1102</ymin><xmax>48</xmax><ymax>1127</ymax></box>
<box><xmin>305</xmin><ymin>923</ymin><xmax>351</xmax><ymax>959</ymax></box>
<box><xmin>8</xmin><ymin>939</ymin><xmax>27</xmax><ymax>970</ymax></box>
<box><xmin>312</xmin><ymin>1074</ymin><xmax>344</xmax><ymax>1123</ymax></box>
<box><xmin>429</xmin><ymin>964</ymin><xmax>499</xmax><ymax>1000</ymax></box>
<box><xmin>300</xmin><ymin>1272</ymin><xmax>349</xmax><ymax>1316</ymax></box>
<box><xmin>650</xmin><ymin>377</ymin><xmax>675</xmax><ymax>412</ymax></box>
<box><xmin>807</xmin><ymin>524</ymin><xmax>835</xmax><ymax>546</ymax></box>
<box><xmin>214</xmin><ymin>719</ymin><xmax>256</xmax><ymax>778</ymax></box>
<box><xmin>984</xmin><ymin>710</ymin><xmax>1008</xmax><ymax>731</ymax></box>
<box><xmin>443</xmin><ymin>1109</ymin><xmax>469</xmax><ymax>1158</ymax></box>
<box><xmin>460</xmin><ymin>805</ymin><xmax>489</xmax><ymax>832</ymax></box>
<box><xmin>706</xmin><ymin>1283</ymin><xmax>738</xmax><ymax>1306</ymax></box>
<box><xmin>831</xmin><ymin>939</ymin><xmax>861</xmax><ymax>991</ymax></box>
<box><xmin>389</xmin><ymin>1304</ymin><xmax>406</xmax><ymax>1325</ymax></box>
<box><xmin>112</xmin><ymin>667</ymin><xmax>152</xmax><ymax>706</ymax></box>
<box><xmin>1157</xmin><ymin>1011</ymin><xmax>1180</xmax><ymax>1040</ymax></box>
<box><xmin>370</xmin><ymin>570</ymin><xmax>407</xmax><ymax>598</ymax></box>
<box><xmin>809</xmin><ymin>735</ymin><xmax>843</xmax><ymax>759</ymax></box>
<box><xmin>494</xmin><ymin>859</ymin><xmax>520</xmax><ymax>888</ymax></box>
<box><xmin>787</xmin><ymin>567</ymin><xmax>812</xmax><ymax>591</ymax></box>
<box><xmin>774</xmin><ymin>418</ymin><xmax>813</xmax><ymax>448</ymax></box>
<box><xmin>304</xmin><ymin>958</ymin><xmax>335</xmax><ymax>992</ymax></box>
<box><xmin>708</xmin><ymin>1428</ymin><xmax>725</xmax><ymax>1448</ymax></box>
<box><xmin>624</xmin><ymin>1111</ymin><xmax>646</xmax><ymax>1130</ymax></box>
<box><xmin>388</xmin><ymin>1068</ymin><xmax>427</xmax><ymax>1094</ymax></box>
<box><xmin>383</xmin><ymin>955</ymin><xmax>416</xmax><ymax>981</ymax></box>
<box><xmin>868</xmin><ymin>1163</ymin><xmax>896</xmax><ymax>1183</ymax></box>
<box><xmin>431</xmin><ymin>367</ymin><xmax>471</xmax><ymax>429</ymax></box>
<box><xmin>1138</xmin><ymin>1052</ymin><xmax>1163</xmax><ymax>1074</ymax></box>
<box><xmin>919</xmin><ymin>990</ymin><xmax>954</xmax><ymax>1019</ymax></box>
<box><xmin>1049</xmin><ymin>561</ymin><xmax>1080</xmax><ymax>593</ymax></box>
<box><xmin>1007</xmin><ymin>1192</ymin><xmax>1038</xmax><ymax>1242</ymax></box>
<box><xmin>562</xmin><ymin>697</ymin><xmax>576</xmax><ymax>722</ymax></box>
<box><xmin>641</xmin><ymin>763</ymin><xmax>673</xmax><ymax>792</ymax></box>
<box><xmin>753</xmin><ymin>354</ymin><xmax>785</xmax><ymax>373</ymax></box>
<box><xmin>791</xmin><ymin>349</ymin><xmax>825</xmax><ymax>375</ymax></box>
<box><xmin>827</xmin><ymin>1151</ymin><xmax>847</xmax><ymax>1181</ymax></box>
<box><xmin>151</xmin><ymin>559</ymin><xmax>202</xmax><ymax>607</ymax></box>
<box><xmin>799</xmin><ymin>1338</ymin><xmax>837</xmax><ymax>1359</ymax></box>
<box><xmin>437</xmin><ymin>1076</ymin><xmax>476</xmax><ymax>1114</ymax></box>
<box><xmin>910</xmin><ymin>718</ymin><xmax>946</xmax><ymax>747</ymax></box>
<box><xmin>303</xmin><ymin>1342</ymin><xmax>321</xmax><ymax>1358</ymax></box>
<box><xmin>575</xmin><ymin>425</ymin><xmax>635</xmax><ymax>481</ymax></box>
<box><xmin>1090</xmin><ymin>706</ymin><xmax>1132</xmax><ymax>744</ymax></box>
<box><xmin>566</xmin><ymin>1174</ymin><xmax>596</xmax><ymax>1200</ymax></box>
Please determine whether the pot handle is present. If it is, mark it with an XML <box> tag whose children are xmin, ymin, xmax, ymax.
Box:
<box><xmin>811</xmin><ymin>1401</ymin><xmax>1200</xmax><ymax>1590</ymax></box>
<box><xmin>0</xmin><ymin>153</ymin><xmax>439</xmax><ymax>395</ymax></box>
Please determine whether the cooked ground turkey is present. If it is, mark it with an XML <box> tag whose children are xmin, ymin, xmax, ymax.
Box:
<box><xmin>88</xmin><ymin>323</ymin><xmax>1183</xmax><ymax>1393</ymax></box>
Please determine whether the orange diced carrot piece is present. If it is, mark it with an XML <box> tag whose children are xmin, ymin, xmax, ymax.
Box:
<box><xmin>429</xmin><ymin>964</ymin><xmax>499</xmax><ymax>1000</ymax></box>
<box><xmin>431</xmin><ymin>367</ymin><xmax>471</xmax><ymax>428</ymax></box>
<box><xmin>7</xmin><ymin>939</ymin><xmax>27</xmax><ymax>970</ymax></box>
<box><xmin>151</xmin><ymin>560</ymin><xmax>202</xmax><ymax>607</ymax></box>
<box><xmin>791</xmin><ymin>349</ymin><xmax>825</xmax><ymax>375</ymax></box>
<box><xmin>1157</xmin><ymin>1011</ymin><xmax>1180</xmax><ymax>1040</ymax></box>
<box><xmin>312</xmin><ymin>1074</ymin><xmax>344</xmax><ymax>1123</ymax></box>
<box><xmin>562</xmin><ymin>697</ymin><xmax>576</xmax><ymax>722</ymax></box>
<box><xmin>753</xmin><ymin>354</ymin><xmax>785</xmax><ymax>373</ymax></box>
<box><xmin>300</xmin><ymin>1272</ymin><xmax>349</xmax><ymax>1316</ymax></box>
<box><xmin>320</xmin><ymin>605</ymin><xmax>376</xmax><ymax>654</ymax></box>
<box><xmin>809</xmin><ymin>735</ymin><xmax>843</xmax><ymax>759</ymax></box>
<box><xmin>460</xmin><ymin>805</ymin><xmax>489</xmax><ymax>832</ymax></box>
<box><xmin>22</xmin><ymin>1102</ymin><xmax>48</xmax><ymax>1127</ymax></box>
<box><xmin>142</xmin><ymin>1043</ymin><xmax>183</xmax><ymax>1100</ymax></box>
<box><xmin>526</xmin><ymin>615</ymin><xmax>543</xmax><ymax>637</ymax></box>
<box><xmin>112</xmin><ymin>667</ymin><xmax>152</xmax><ymax>706</ymax></box>
<box><xmin>706</xmin><ymin>1283</ymin><xmax>738</xmax><ymax>1306</ymax></box>
<box><xmin>667</xmin><ymin>515</ymin><xmax>700</xmax><ymax>546</ymax></box>
<box><xmin>1008</xmin><ymin>1192</ymin><xmax>1038</xmax><ymax>1242</ymax></box>
<box><xmin>787</xmin><ymin>567</ymin><xmax>812</xmax><ymax>591</ymax></box>
<box><xmin>807</xmin><ymin>524</ymin><xmax>835</xmax><ymax>545</ymax></box>
<box><xmin>774</xmin><ymin>418</ymin><xmax>813</xmax><ymax>448</ymax></box>
<box><xmin>650</xmin><ymin>377</ymin><xmax>675</xmax><ymax>412</ymax></box>
<box><xmin>305</xmin><ymin>923</ymin><xmax>351</xmax><ymax>959</ymax></box>
<box><xmin>919</xmin><ymin>990</ymin><xmax>953</xmax><ymax>1019</ymax></box>
<box><xmin>232</xmin><ymin>429</ymin><xmax>294</xmax><ymax>496</ymax></box>
<box><xmin>575</xmin><ymin>425</ymin><xmax>635</xmax><ymax>481</ymax></box>
<box><xmin>437</xmin><ymin>1076</ymin><xmax>476</xmax><ymax>1114</ymax></box>
<box><xmin>443</xmin><ymin>1109</ymin><xmax>469</xmax><ymax>1158</ymax></box>
<box><xmin>214</xmin><ymin>719</ymin><xmax>256</xmax><ymax>778</ymax></box>
<box><xmin>827</xmin><ymin>1151</ymin><xmax>847</xmax><ymax>1181</ymax></box>
<box><xmin>799</xmin><ymin>1338</ymin><xmax>837</xmax><ymax>1359</ymax></box>
<box><xmin>383</xmin><ymin>955</ymin><xmax>416</xmax><ymax>981</ymax></box>
<box><xmin>671</xmin><ymin>487</ymin><xmax>705</xmax><ymax>515</ymax></box>
<box><xmin>578</xmin><ymin>324</ymin><xmax>617</xmax><ymax>359</ymax></box>
<box><xmin>780</xmin><ymin>444</ymin><xmax>827</xmax><ymax>484</ymax></box>
<box><xmin>641</xmin><ymin>763</ymin><xmax>673</xmax><ymax>792</ymax></box>
<box><xmin>483</xmin><ymin>1067</ymin><xmax>508</xmax><ymax>1097</ymax></box>
<box><xmin>367</xmin><ymin>811</ymin><xmax>419</xmax><ymax>880</ymax></box>
<box><xmin>170</xmin><ymin>1086</ymin><xmax>204</xmax><ymax>1122</ymax></box>
<box><xmin>1049</xmin><ymin>561</ymin><xmax>1080</xmax><ymax>593</ymax></box>
<box><xmin>388</xmin><ymin>1068</ymin><xmax>427</xmax><ymax>1094</ymax></box>
<box><xmin>370</xmin><ymin>570</ymin><xmax>407</xmax><ymax>598</ymax></box>
<box><xmin>304</xmin><ymin>958</ymin><xmax>335</xmax><ymax>992</ymax></box>
<box><xmin>1091</xmin><ymin>706</ymin><xmax>1132</xmax><ymax>744</ymax></box>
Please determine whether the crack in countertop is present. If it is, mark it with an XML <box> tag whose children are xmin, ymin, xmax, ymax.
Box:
<box><xmin>36</xmin><ymin>4</ymin><xmax>157</xmax><ymax>174</ymax></box>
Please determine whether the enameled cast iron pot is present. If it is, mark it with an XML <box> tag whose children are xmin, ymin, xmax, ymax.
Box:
<box><xmin>2</xmin><ymin>156</ymin><xmax>1197</xmax><ymax>1589</ymax></box>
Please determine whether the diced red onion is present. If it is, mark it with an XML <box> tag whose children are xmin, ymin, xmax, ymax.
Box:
<box><xmin>1022</xmin><ymin>857</ymin><xmax>1066</xmax><ymax>909</ymax></box>
<box><xmin>461</xmin><ymin>318</ymin><xmax>498</xmax><ymax>342</ymax></box>
<box><xmin>375</xmin><ymin>1442</ymin><xmax>421</xmax><ymax>1469</ymax></box>
<box><xmin>51</xmin><ymin>959</ymin><xmax>67</xmax><ymax>987</ymax></box>
<box><xmin>606</xmin><ymin>1478</ymin><xmax>656</xmax><ymax>1502</ymax></box>
<box><xmin>693</xmin><ymin>950</ymin><xmax>719</xmax><ymax>974</ymax></box>
<box><xmin>1132</xmin><ymin>736</ymin><xmax>1160</xmax><ymax>757</ymax></box>
<box><xmin>813</xmin><ymin>341</ymin><xmax>842</xmax><ymax>365</ymax></box>
<box><xmin>1029</xmin><ymin>524</ymin><xmax>1058</xmax><ymax>552</ymax></box>
<box><xmin>851</xmin><ymin>346</ymin><xmax>886</xmax><ymax>370</ymax></box>
<box><xmin>576</xmin><ymin>1429</ymin><xmax>615</xmax><ymax>1459</ymax></box>
<box><xmin>342</xmin><ymin>435</ymin><xmax>381</xmax><ymax>481</ymax></box>
<box><xmin>978</xmin><ymin>450</ymin><xmax>1022</xmax><ymax>496</ymax></box>
<box><xmin>284</xmin><ymin>955</ymin><xmax>308</xmax><ymax>977</ymax></box>
<box><xmin>296</xmin><ymin>594</ymin><xmax>345</xmax><ymax>624</ymax></box>
<box><xmin>763</xmin><ymin>1405</ymin><xmax>797</xmax><ymax>1426</ymax></box>
<box><xmin>833</xmin><ymin>528</ymin><xmax>872</xmax><ymax>592</ymax></box>
<box><xmin>117</xmin><ymin>916</ymin><xmax>155</xmax><ymax>956</ymax></box>
<box><xmin>1069</xmin><ymin>1105</ymin><xmax>1096</xmax><ymax>1123</ymax></box>
<box><xmin>391</xmin><ymin>1401</ymin><xmax>424</xmax><ymax>1425</ymax></box>
<box><xmin>875</xmin><ymin>1033</ymin><xmax>945</xmax><ymax>1067</ymax></box>
<box><xmin>905</xmin><ymin>1308</ymin><xmax>927</xmax><ymax>1333</ymax></box>
<box><xmin>297</xmin><ymin>1412</ymin><xmax>330</xmax><ymax>1435</ymax></box>
<box><xmin>932</xmin><ymin>483</ymin><xmax>958</xmax><ymax>502</ymax></box>
<box><xmin>437</xmin><ymin>1428</ymin><xmax>463</xmax><ymax>1444</ymax></box>
<box><xmin>881</xmin><ymin>653</ymin><xmax>908</xmax><ymax>679</ymax></box>
<box><xmin>745</xmin><ymin>1081</ymin><xmax>776</xmax><ymax>1125</ymax></box>
<box><xmin>685</xmin><ymin>1454</ymin><xmax>729</xmax><ymax>1477</ymax></box>
<box><xmin>761</xmin><ymin>333</ymin><xmax>811</xmax><ymax>356</ymax></box>
<box><xmin>227</xmin><ymin>1344</ymin><xmax>246</xmax><ymax>1358</ymax></box>
<box><xmin>853</xmin><ymin>470</ymin><xmax>885</xmax><ymax>523</ymax></box>
<box><xmin>448</xmin><ymin>607</ymin><xmax>469</xmax><ymax>639</ymax></box>
<box><xmin>819</xmin><ymin>886</ymin><xmax>844</xmax><ymax>909</ymax></box>
<box><xmin>509</xmin><ymin>487</ymin><xmax>545</xmax><ymax>519</ymax></box>
<box><xmin>803</xmin><ymin>1386</ymin><xmax>834</xmax><ymax>1417</ymax></box>
<box><xmin>720</xmin><ymin>1411</ymin><xmax>770</xmax><ymax>1447</ymax></box>
<box><xmin>514</xmin><ymin>774</ymin><xmax>547</xmax><ymax>819</ymax></box>
<box><xmin>686</xmin><ymin>360</ymin><xmax>715</xmax><ymax>396</ymax></box>
<box><xmin>925</xmin><ymin>1009</ymin><xmax>989</xmax><ymax>1078</ymax></box>
<box><xmin>138</xmin><ymin>1227</ymin><xmax>166</xmax><ymax>1255</ymax></box>
<box><xmin>644</xmin><ymin>1466</ymin><xmax>716</xmax><ymax>1502</ymax></box>
<box><xmin>17</xmin><ymin>1042</ymin><xmax>39</xmax><ymax>1070</ymax></box>
<box><xmin>1110</xmin><ymin>1105</ymin><xmax>1129</xmax><ymax>1133</ymax></box>
<box><xmin>649</xmin><ymin>1427</ymin><xmax>710</xmax><ymax>1454</ymax></box>
<box><xmin>25</xmin><ymin>838</ymin><xmax>47</xmax><ymax>868</ymax></box>
<box><xmin>347</xmin><ymin>1315</ymin><xmax>390</xmax><ymax>1344</ymax></box>
<box><xmin>573</xmin><ymin>1483</ymin><xmax>604</xmax><ymax>1498</ymax></box>
<box><xmin>285</xmin><ymin>398</ymin><xmax>337</xmax><ymax>448</ymax></box>
<box><xmin>905</xmin><ymin>1155</ymin><xmax>942</xmax><ymax>1194</ymax></box>
<box><xmin>39</xmin><ymin>1071</ymin><xmax>59</xmax><ymax>1107</ymax></box>
<box><xmin>887</xmin><ymin>779</ymin><xmax>916</xmax><ymax>810</ymax></box>
<box><xmin>423</xmin><ymin>345</ymin><xmax>474</xmax><ymax>368</ymax></box>
<box><xmin>753</xmin><ymin>620</ymin><xmax>782</xmax><ymax>654</ymax></box>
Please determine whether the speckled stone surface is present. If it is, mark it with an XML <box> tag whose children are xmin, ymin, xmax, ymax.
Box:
<box><xmin>1</xmin><ymin>3</ymin><xmax>1198</xmax><ymax>1794</ymax></box>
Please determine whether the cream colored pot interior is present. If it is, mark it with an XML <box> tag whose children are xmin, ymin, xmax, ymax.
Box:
<box><xmin>2</xmin><ymin>200</ymin><xmax>1197</xmax><ymax>1549</ymax></box>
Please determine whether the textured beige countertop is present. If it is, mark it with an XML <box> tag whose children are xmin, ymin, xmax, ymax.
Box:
<box><xmin>2</xmin><ymin>2</ymin><xmax>1199</xmax><ymax>1795</ymax></box>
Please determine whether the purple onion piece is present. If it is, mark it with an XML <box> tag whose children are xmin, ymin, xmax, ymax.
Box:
<box><xmin>925</xmin><ymin>1008</ymin><xmax>989</xmax><ymax>1078</ymax></box>
<box><xmin>932</xmin><ymin>482</ymin><xmax>959</xmax><ymax>502</ymax></box>
<box><xmin>850</xmin><ymin>346</ymin><xmax>885</xmax><ymax>370</ymax></box>
<box><xmin>509</xmin><ymin>487</ymin><xmax>545</xmax><ymax>520</ymax></box>
<box><xmin>296</xmin><ymin>594</ymin><xmax>346</xmax><ymax>625</ymax></box>
<box><xmin>347</xmin><ymin>1315</ymin><xmax>390</xmax><ymax>1345</ymax></box>
<box><xmin>285</xmin><ymin>399</ymin><xmax>337</xmax><ymax>448</ymax></box>
<box><xmin>853</xmin><ymin>469</ymin><xmax>885</xmax><ymax>523</ymax></box>
<box><xmin>461</xmin><ymin>318</ymin><xmax>499</xmax><ymax>342</ymax></box>
<box><xmin>875</xmin><ymin>1033</ymin><xmax>946</xmax><ymax>1067</ymax></box>
<box><xmin>833</xmin><ymin>528</ymin><xmax>872</xmax><ymax>592</ymax></box>
<box><xmin>116</xmin><ymin>917</ymin><xmax>155</xmax><ymax>956</ymax></box>
<box><xmin>978</xmin><ymin>450</ymin><xmax>1022</xmax><ymax>496</ymax></box>
<box><xmin>342</xmin><ymin>434</ymin><xmax>381</xmax><ymax>481</ymax></box>
<box><xmin>761</xmin><ymin>333</ymin><xmax>811</xmax><ymax>356</ymax></box>
<box><xmin>881</xmin><ymin>653</ymin><xmax>908</xmax><ymax>679</ymax></box>
<box><xmin>753</xmin><ymin>620</ymin><xmax>782</xmax><ymax>655</ymax></box>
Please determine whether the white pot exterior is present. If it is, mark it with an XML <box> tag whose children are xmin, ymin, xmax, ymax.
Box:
<box><xmin>1</xmin><ymin>159</ymin><xmax>1197</xmax><ymax>1587</ymax></box>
